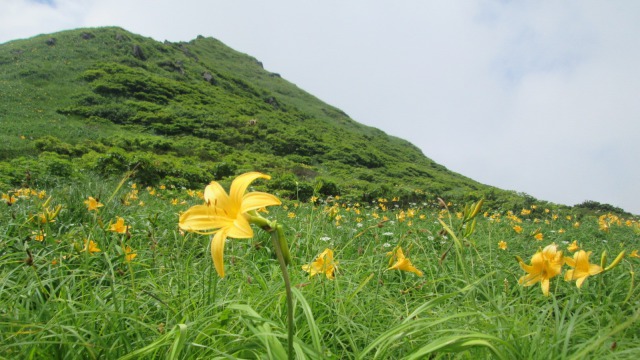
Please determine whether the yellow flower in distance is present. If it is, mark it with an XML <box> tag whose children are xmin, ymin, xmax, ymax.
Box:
<box><xmin>564</xmin><ymin>250</ymin><xmax>603</xmax><ymax>288</ymax></box>
<box><xmin>3</xmin><ymin>193</ymin><xmax>17</xmax><ymax>205</ymax></box>
<box><xmin>567</xmin><ymin>240</ymin><xmax>580</xmax><ymax>252</ymax></box>
<box><xmin>387</xmin><ymin>247</ymin><xmax>423</xmax><ymax>277</ymax></box>
<box><xmin>302</xmin><ymin>248</ymin><xmax>337</xmax><ymax>279</ymax></box>
<box><xmin>83</xmin><ymin>239</ymin><xmax>101</xmax><ymax>254</ymax></box>
<box><xmin>109</xmin><ymin>217</ymin><xmax>128</xmax><ymax>234</ymax></box>
<box><xmin>179</xmin><ymin>172</ymin><xmax>281</xmax><ymax>277</ymax></box>
<box><xmin>518</xmin><ymin>243</ymin><xmax>564</xmax><ymax>296</ymax></box>
<box><xmin>38</xmin><ymin>204</ymin><xmax>63</xmax><ymax>224</ymax></box>
<box><xmin>124</xmin><ymin>245</ymin><xmax>137</xmax><ymax>262</ymax></box>
<box><xmin>84</xmin><ymin>196</ymin><xmax>103</xmax><ymax>211</ymax></box>
<box><xmin>32</xmin><ymin>231</ymin><xmax>46</xmax><ymax>242</ymax></box>
<box><xmin>630</xmin><ymin>250</ymin><xmax>640</xmax><ymax>259</ymax></box>
<box><xmin>498</xmin><ymin>240</ymin><xmax>507</xmax><ymax>250</ymax></box>
<box><xmin>513</xmin><ymin>225</ymin><xmax>523</xmax><ymax>234</ymax></box>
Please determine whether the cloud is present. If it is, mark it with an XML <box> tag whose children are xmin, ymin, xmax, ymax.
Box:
<box><xmin>0</xmin><ymin>0</ymin><xmax>90</xmax><ymax>43</ymax></box>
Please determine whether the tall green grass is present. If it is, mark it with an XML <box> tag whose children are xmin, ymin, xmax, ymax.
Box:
<box><xmin>1</xmin><ymin>176</ymin><xmax>638</xmax><ymax>359</ymax></box>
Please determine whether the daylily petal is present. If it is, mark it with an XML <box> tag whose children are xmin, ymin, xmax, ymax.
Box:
<box><xmin>230</xmin><ymin>172</ymin><xmax>270</xmax><ymax>206</ymax></box>
<box><xmin>241</xmin><ymin>192</ymin><xmax>282</xmax><ymax>213</ymax></box>
<box><xmin>396</xmin><ymin>247</ymin><xmax>406</xmax><ymax>260</ymax></box>
<box><xmin>226</xmin><ymin>214</ymin><xmax>254</xmax><ymax>239</ymax></box>
<box><xmin>588</xmin><ymin>263</ymin><xmax>603</xmax><ymax>276</ymax></box>
<box><xmin>564</xmin><ymin>269</ymin><xmax>575</xmax><ymax>281</ymax></box>
<box><xmin>520</xmin><ymin>273</ymin><xmax>542</xmax><ymax>286</ymax></box>
<box><xmin>541</xmin><ymin>279</ymin><xmax>550</xmax><ymax>296</ymax></box>
<box><xmin>301</xmin><ymin>264</ymin><xmax>314</xmax><ymax>275</ymax></box>
<box><xmin>211</xmin><ymin>231</ymin><xmax>228</xmax><ymax>277</ymax></box>
<box><xmin>564</xmin><ymin>256</ymin><xmax>576</xmax><ymax>267</ymax></box>
<box><xmin>179</xmin><ymin>205</ymin><xmax>234</xmax><ymax>233</ymax></box>
<box><xmin>204</xmin><ymin>181</ymin><xmax>230</xmax><ymax>209</ymax></box>
<box><xmin>318</xmin><ymin>248</ymin><xmax>333</xmax><ymax>261</ymax></box>
<box><xmin>575</xmin><ymin>276</ymin><xmax>587</xmax><ymax>288</ymax></box>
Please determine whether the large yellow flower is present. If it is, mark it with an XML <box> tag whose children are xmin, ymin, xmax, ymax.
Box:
<box><xmin>518</xmin><ymin>243</ymin><xmax>564</xmax><ymax>296</ymax></box>
<box><xmin>179</xmin><ymin>172</ymin><xmax>281</xmax><ymax>277</ymax></box>
<box><xmin>302</xmin><ymin>248</ymin><xmax>337</xmax><ymax>279</ymax></box>
<box><xmin>564</xmin><ymin>250</ymin><xmax>603</xmax><ymax>288</ymax></box>
<box><xmin>387</xmin><ymin>247</ymin><xmax>423</xmax><ymax>277</ymax></box>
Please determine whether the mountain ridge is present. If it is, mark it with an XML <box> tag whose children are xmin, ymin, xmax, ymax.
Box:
<box><xmin>0</xmin><ymin>26</ymin><xmax>631</xmax><ymax>215</ymax></box>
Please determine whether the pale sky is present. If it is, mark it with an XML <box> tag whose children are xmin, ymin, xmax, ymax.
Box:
<box><xmin>1</xmin><ymin>0</ymin><xmax>639</xmax><ymax>215</ymax></box>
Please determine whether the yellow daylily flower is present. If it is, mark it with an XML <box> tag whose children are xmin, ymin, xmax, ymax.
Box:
<box><xmin>564</xmin><ymin>250</ymin><xmax>603</xmax><ymax>288</ymax></box>
<box><xmin>498</xmin><ymin>240</ymin><xmax>507</xmax><ymax>250</ymax></box>
<box><xmin>83</xmin><ymin>239</ymin><xmax>101</xmax><ymax>254</ymax></box>
<box><xmin>37</xmin><ymin>204</ymin><xmax>63</xmax><ymax>224</ymax></box>
<box><xmin>302</xmin><ymin>248</ymin><xmax>337</xmax><ymax>280</ymax></box>
<box><xmin>84</xmin><ymin>196</ymin><xmax>103</xmax><ymax>211</ymax></box>
<box><xmin>3</xmin><ymin>193</ymin><xmax>17</xmax><ymax>206</ymax></box>
<box><xmin>567</xmin><ymin>240</ymin><xmax>580</xmax><ymax>252</ymax></box>
<box><xmin>387</xmin><ymin>247</ymin><xmax>423</xmax><ymax>277</ymax></box>
<box><xmin>124</xmin><ymin>245</ymin><xmax>137</xmax><ymax>262</ymax></box>
<box><xmin>109</xmin><ymin>217</ymin><xmax>128</xmax><ymax>234</ymax></box>
<box><xmin>518</xmin><ymin>243</ymin><xmax>564</xmax><ymax>296</ymax></box>
<box><xmin>179</xmin><ymin>172</ymin><xmax>281</xmax><ymax>277</ymax></box>
<box><xmin>629</xmin><ymin>250</ymin><xmax>640</xmax><ymax>259</ymax></box>
<box><xmin>32</xmin><ymin>231</ymin><xmax>46</xmax><ymax>242</ymax></box>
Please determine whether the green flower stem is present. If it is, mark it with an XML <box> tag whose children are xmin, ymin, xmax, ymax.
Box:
<box><xmin>277</xmin><ymin>223</ymin><xmax>292</xmax><ymax>265</ymax></box>
<box><xmin>269</xmin><ymin>223</ymin><xmax>294</xmax><ymax>360</ymax></box>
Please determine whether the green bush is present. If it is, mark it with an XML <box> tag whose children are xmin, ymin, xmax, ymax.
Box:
<box><xmin>40</xmin><ymin>152</ymin><xmax>73</xmax><ymax>177</ymax></box>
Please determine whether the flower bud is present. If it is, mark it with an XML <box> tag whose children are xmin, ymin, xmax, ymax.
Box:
<box><xmin>604</xmin><ymin>250</ymin><xmax>625</xmax><ymax>271</ymax></box>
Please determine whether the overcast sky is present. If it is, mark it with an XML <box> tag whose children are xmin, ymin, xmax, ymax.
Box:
<box><xmin>2</xmin><ymin>0</ymin><xmax>639</xmax><ymax>214</ymax></box>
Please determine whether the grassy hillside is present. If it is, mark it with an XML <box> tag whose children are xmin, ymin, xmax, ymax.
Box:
<box><xmin>0</xmin><ymin>27</ymin><xmax>631</xmax><ymax>215</ymax></box>
<box><xmin>2</xmin><ymin>28</ymin><xmax>639</xmax><ymax>359</ymax></box>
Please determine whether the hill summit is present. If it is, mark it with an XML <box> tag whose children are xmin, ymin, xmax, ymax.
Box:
<box><xmin>0</xmin><ymin>26</ymin><xmax>583</xmax><ymax>211</ymax></box>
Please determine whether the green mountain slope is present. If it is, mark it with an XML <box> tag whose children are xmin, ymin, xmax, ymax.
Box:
<box><xmin>0</xmin><ymin>26</ymin><xmax>588</xmax><ymax>211</ymax></box>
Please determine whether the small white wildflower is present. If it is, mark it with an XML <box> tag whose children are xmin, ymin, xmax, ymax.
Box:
<box><xmin>320</xmin><ymin>236</ymin><xmax>331</xmax><ymax>242</ymax></box>
<box><xmin>383</xmin><ymin>242</ymin><xmax>392</xmax><ymax>248</ymax></box>
<box><xmin>383</xmin><ymin>232</ymin><xmax>394</xmax><ymax>236</ymax></box>
<box><xmin>427</xmin><ymin>236</ymin><xmax>435</xmax><ymax>241</ymax></box>
<box><xmin>356</xmin><ymin>223</ymin><xmax>363</xmax><ymax>228</ymax></box>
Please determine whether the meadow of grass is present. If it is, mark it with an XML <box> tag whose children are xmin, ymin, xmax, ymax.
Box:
<box><xmin>1</xmin><ymin>174</ymin><xmax>639</xmax><ymax>359</ymax></box>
